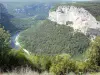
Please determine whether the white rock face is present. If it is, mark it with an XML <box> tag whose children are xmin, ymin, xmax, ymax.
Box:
<box><xmin>49</xmin><ymin>6</ymin><xmax>100</xmax><ymax>37</ymax></box>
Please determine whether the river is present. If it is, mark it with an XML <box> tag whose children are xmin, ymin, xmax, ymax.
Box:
<box><xmin>11</xmin><ymin>32</ymin><xmax>30</xmax><ymax>54</ymax></box>
<box><xmin>11</xmin><ymin>32</ymin><xmax>21</xmax><ymax>50</ymax></box>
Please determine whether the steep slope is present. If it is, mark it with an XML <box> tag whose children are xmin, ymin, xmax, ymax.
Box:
<box><xmin>49</xmin><ymin>6</ymin><xmax>100</xmax><ymax>38</ymax></box>
<box><xmin>0</xmin><ymin>3</ymin><xmax>17</xmax><ymax>33</ymax></box>
<box><xmin>1</xmin><ymin>2</ymin><xmax>53</xmax><ymax>32</ymax></box>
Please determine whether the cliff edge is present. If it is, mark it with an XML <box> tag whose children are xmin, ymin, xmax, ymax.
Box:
<box><xmin>49</xmin><ymin>6</ymin><xmax>100</xmax><ymax>38</ymax></box>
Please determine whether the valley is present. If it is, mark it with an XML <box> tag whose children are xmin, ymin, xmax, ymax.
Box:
<box><xmin>0</xmin><ymin>1</ymin><xmax>100</xmax><ymax>75</ymax></box>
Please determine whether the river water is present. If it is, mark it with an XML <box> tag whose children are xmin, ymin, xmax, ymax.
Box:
<box><xmin>10</xmin><ymin>32</ymin><xmax>21</xmax><ymax>50</ymax></box>
<box><xmin>10</xmin><ymin>32</ymin><xmax>30</xmax><ymax>54</ymax></box>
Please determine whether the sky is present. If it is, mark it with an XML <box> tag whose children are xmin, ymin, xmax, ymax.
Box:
<box><xmin>0</xmin><ymin>0</ymin><xmax>99</xmax><ymax>2</ymax></box>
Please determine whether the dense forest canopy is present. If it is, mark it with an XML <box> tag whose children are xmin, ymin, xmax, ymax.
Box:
<box><xmin>19</xmin><ymin>20</ymin><xmax>90</xmax><ymax>56</ymax></box>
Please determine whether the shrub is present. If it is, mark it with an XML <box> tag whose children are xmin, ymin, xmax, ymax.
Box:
<box><xmin>50</xmin><ymin>54</ymin><xmax>77</xmax><ymax>75</ymax></box>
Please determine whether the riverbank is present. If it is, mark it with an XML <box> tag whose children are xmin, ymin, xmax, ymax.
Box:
<box><xmin>10</xmin><ymin>31</ymin><xmax>30</xmax><ymax>55</ymax></box>
<box><xmin>14</xmin><ymin>32</ymin><xmax>30</xmax><ymax>55</ymax></box>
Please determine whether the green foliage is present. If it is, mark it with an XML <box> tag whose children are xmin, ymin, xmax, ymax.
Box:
<box><xmin>19</xmin><ymin>20</ymin><xmax>90</xmax><ymax>56</ymax></box>
<box><xmin>50</xmin><ymin>54</ymin><xmax>74</xmax><ymax>75</ymax></box>
<box><xmin>8</xmin><ymin>49</ymin><xmax>32</xmax><ymax>66</ymax></box>
<box><xmin>0</xmin><ymin>26</ymin><xmax>11</xmax><ymax>70</ymax></box>
<box><xmin>49</xmin><ymin>54</ymin><xmax>91</xmax><ymax>75</ymax></box>
<box><xmin>1</xmin><ymin>49</ymin><xmax>51</xmax><ymax>72</ymax></box>
<box><xmin>0</xmin><ymin>26</ymin><xmax>96</xmax><ymax>74</ymax></box>
<box><xmin>10</xmin><ymin>17</ymin><xmax>40</xmax><ymax>30</ymax></box>
<box><xmin>1</xmin><ymin>2</ymin><xmax>100</xmax><ymax>74</ymax></box>
<box><xmin>0</xmin><ymin>3</ymin><xmax>51</xmax><ymax>33</ymax></box>
<box><xmin>87</xmin><ymin>37</ymin><xmax>100</xmax><ymax>66</ymax></box>
<box><xmin>0</xmin><ymin>48</ymin><xmax>97</xmax><ymax>74</ymax></box>
<box><xmin>0</xmin><ymin>26</ymin><xmax>10</xmax><ymax>53</ymax></box>
<box><xmin>0</xmin><ymin>48</ymin><xmax>99</xmax><ymax>74</ymax></box>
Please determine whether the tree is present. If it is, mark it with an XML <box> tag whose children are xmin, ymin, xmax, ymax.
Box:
<box><xmin>88</xmin><ymin>37</ymin><xmax>100</xmax><ymax>65</ymax></box>
<box><xmin>87</xmin><ymin>36</ymin><xmax>100</xmax><ymax>71</ymax></box>
<box><xmin>0</xmin><ymin>27</ymin><xmax>10</xmax><ymax>53</ymax></box>
<box><xmin>50</xmin><ymin>54</ymin><xmax>77</xmax><ymax>75</ymax></box>
<box><xmin>0</xmin><ymin>26</ymin><xmax>11</xmax><ymax>70</ymax></box>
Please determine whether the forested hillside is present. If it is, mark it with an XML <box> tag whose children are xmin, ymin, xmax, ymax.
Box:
<box><xmin>0</xmin><ymin>3</ymin><xmax>17</xmax><ymax>33</ymax></box>
<box><xmin>19</xmin><ymin>20</ymin><xmax>90</xmax><ymax>56</ymax></box>
<box><xmin>0</xmin><ymin>2</ymin><xmax>53</xmax><ymax>33</ymax></box>
<box><xmin>10</xmin><ymin>17</ymin><xmax>40</xmax><ymax>30</ymax></box>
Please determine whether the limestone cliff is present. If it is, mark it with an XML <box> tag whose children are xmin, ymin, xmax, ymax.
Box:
<box><xmin>48</xmin><ymin>6</ymin><xmax>100</xmax><ymax>38</ymax></box>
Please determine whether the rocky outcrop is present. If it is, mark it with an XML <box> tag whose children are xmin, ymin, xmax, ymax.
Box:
<box><xmin>48</xmin><ymin>6</ymin><xmax>100</xmax><ymax>37</ymax></box>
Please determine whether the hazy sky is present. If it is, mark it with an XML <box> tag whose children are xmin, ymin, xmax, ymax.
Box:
<box><xmin>0</xmin><ymin>0</ymin><xmax>99</xmax><ymax>2</ymax></box>
<box><xmin>1</xmin><ymin>0</ymin><xmax>71</xmax><ymax>2</ymax></box>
